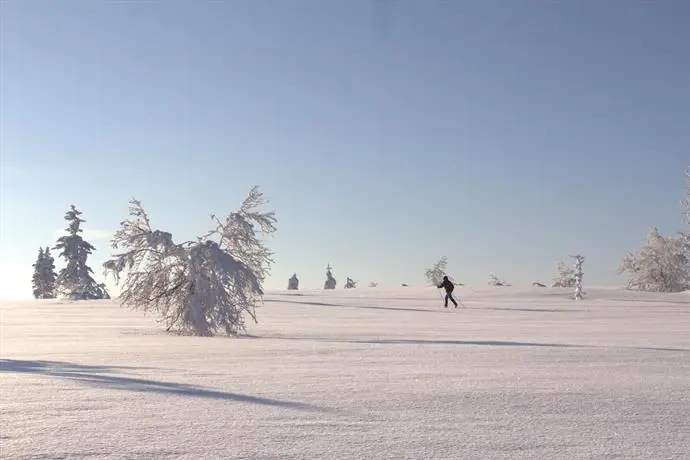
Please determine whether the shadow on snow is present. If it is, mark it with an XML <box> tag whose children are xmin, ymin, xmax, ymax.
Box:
<box><xmin>264</xmin><ymin>298</ymin><xmax>447</xmax><ymax>314</ymax></box>
<box><xmin>479</xmin><ymin>306</ymin><xmax>585</xmax><ymax>313</ymax></box>
<box><xmin>256</xmin><ymin>336</ymin><xmax>577</xmax><ymax>348</ymax></box>
<box><xmin>0</xmin><ymin>359</ymin><xmax>328</xmax><ymax>413</ymax></box>
<box><xmin>253</xmin><ymin>336</ymin><xmax>690</xmax><ymax>353</ymax></box>
<box><xmin>264</xmin><ymin>298</ymin><xmax>590</xmax><ymax>314</ymax></box>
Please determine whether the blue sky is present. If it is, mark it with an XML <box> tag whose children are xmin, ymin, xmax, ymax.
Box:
<box><xmin>1</xmin><ymin>0</ymin><xmax>688</xmax><ymax>298</ymax></box>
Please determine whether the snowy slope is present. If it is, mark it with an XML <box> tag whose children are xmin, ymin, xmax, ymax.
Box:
<box><xmin>1</xmin><ymin>286</ymin><xmax>688</xmax><ymax>459</ymax></box>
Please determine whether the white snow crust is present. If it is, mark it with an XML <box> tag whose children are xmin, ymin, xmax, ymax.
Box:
<box><xmin>1</xmin><ymin>285</ymin><xmax>688</xmax><ymax>459</ymax></box>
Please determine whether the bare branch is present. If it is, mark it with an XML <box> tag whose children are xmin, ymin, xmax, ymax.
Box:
<box><xmin>424</xmin><ymin>257</ymin><xmax>448</xmax><ymax>286</ymax></box>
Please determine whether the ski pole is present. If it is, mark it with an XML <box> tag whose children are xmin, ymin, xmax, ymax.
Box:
<box><xmin>451</xmin><ymin>287</ymin><xmax>466</xmax><ymax>308</ymax></box>
<box><xmin>437</xmin><ymin>288</ymin><xmax>447</xmax><ymax>307</ymax></box>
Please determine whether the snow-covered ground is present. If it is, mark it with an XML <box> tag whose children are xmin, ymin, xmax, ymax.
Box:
<box><xmin>1</xmin><ymin>285</ymin><xmax>688</xmax><ymax>459</ymax></box>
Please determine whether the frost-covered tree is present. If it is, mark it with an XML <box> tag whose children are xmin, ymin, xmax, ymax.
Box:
<box><xmin>103</xmin><ymin>186</ymin><xmax>277</xmax><ymax>336</ymax></box>
<box><xmin>571</xmin><ymin>255</ymin><xmax>585</xmax><ymax>300</ymax></box>
<box><xmin>369</xmin><ymin>282</ymin><xmax>378</xmax><ymax>288</ymax></box>
<box><xmin>618</xmin><ymin>228</ymin><xmax>690</xmax><ymax>293</ymax></box>
<box><xmin>424</xmin><ymin>257</ymin><xmax>448</xmax><ymax>286</ymax></box>
<box><xmin>287</xmin><ymin>273</ymin><xmax>299</xmax><ymax>290</ymax></box>
<box><xmin>324</xmin><ymin>264</ymin><xmax>336</xmax><ymax>290</ymax></box>
<box><xmin>54</xmin><ymin>206</ymin><xmax>109</xmax><ymax>300</ymax></box>
<box><xmin>552</xmin><ymin>260</ymin><xmax>576</xmax><ymax>287</ymax></box>
<box><xmin>32</xmin><ymin>247</ymin><xmax>57</xmax><ymax>299</ymax></box>
<box><xmin>488</xmin><ymin>273</ymin><xmax>508</xmax><ymax>286</ymax></box>
<box><xmin>201</xmin><ymin>186</ymin><xmax>277</xmax><ymax>284</ymax></box>
<box><xmin>344</xmin><ymin>277</ymin><xmax>357</xmax><ymax>289</ymax></box>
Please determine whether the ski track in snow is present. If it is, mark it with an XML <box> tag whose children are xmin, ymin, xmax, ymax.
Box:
<box><xmin>0</xmin><ymin>286</ymin><xmax>688</xmax><ymax>459</ymax></box>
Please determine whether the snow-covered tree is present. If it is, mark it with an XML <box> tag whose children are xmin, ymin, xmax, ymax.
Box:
<box><xmin>424</xmin><ymin>257</ymin><xmax>448</xmax><ymax>286</ymax></box>
<box><xmin>32</xmin><ymin>247</ymin><xmax>46</xmax><ymax>299</ymax></box>
<box><xmin>103</xmin><ymin>186</ymin><xmax>277</xmax><ymax>336</ymax></box>
<box><xmin>324</xmin><ymin>264</ymin><xmax>336</xmax><ymax>290</ymax></box>
<box><xmin>32</xmin><ymin>247</ymin><xmax>57</xmax><ymax>299</ymax></box>
<box><xmin>344</xmin><ymin>277</ymin><xmax>357</xmax><ymax>289</ymax></box>
<box><xmin>201</xmin><ymin>186</ymin><xmax>277</xmax><ymax>284</ymax></box>
<box><xmin>618</xmin><ymin>228</ymin><xmax>690</xmax><ymax>293</ymax></box>
<box><xmin>54</xmin><ymin>206</ymin><xmax>109</xmax><ymax>300</ymax></box>
<box><xmin>571</xmin><ymin>254</ymin><xmax>585</xmax><ymax>300</ymax></box>
<box><xmin>488</xmin><ymin>273</ymin><xmax>508</xmax><ymax>286</ymax></box>
<box><xmin>552</xmin><ymin>260</ymin><xmax>576</xmax><ymax>287</ymax></box>
<box><xmin>287</xmin><ymin>273</ymin><xmax>299</xmax><ymax>290</ymax></box>
<box><xmin>41</xmin><ymin>247</ymin><xmax>57</xmax><ymax>298</ymax></box>
<box><xmin>369</xmin><ymin>282</ymin><xmax>378</xmax><ymax>288</ymax></box>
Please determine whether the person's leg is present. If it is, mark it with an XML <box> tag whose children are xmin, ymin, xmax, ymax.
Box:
<box><xmin>449</xmin><ymin>292</ymin><xmax>458</xmax><ymax>307</ymax></box>
<box><xmin>444</xmin><ymin>294</ymin><xmax>449</xmax><ymax>307</ymax></box>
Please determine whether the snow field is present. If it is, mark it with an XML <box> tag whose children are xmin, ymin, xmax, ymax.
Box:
<box><xmin>1</xmin><ymin>286</ymin><xmax>688</xmax><ymax>459</ymax></box>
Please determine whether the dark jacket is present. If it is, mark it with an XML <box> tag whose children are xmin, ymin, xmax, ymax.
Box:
<box><xmin>438</xmin><ymin>278</ymin><xmax>454</xmax><ymax>293</ymax></box>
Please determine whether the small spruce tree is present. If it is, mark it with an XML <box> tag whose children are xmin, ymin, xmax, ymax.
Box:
<box><xmin>54</xmin><ymin>205</ymin><xmax>109</xmax><ymax>300</ymax></box>
<box><xmin>41</xmin><ymin>247</ymin><xmax>57</xmax><ymax>298</ymax></box>
<box><xmin>287</xmin><ymin>273</ymin><xmax>299</xmax><ymax>290</ymax></box>
<box><xmin>31</xmin><ymin>247</ymin><xmax>57</xmax><ymax>299</ymax></box>
<box><xmin>31</xmin><ymin>247</ymin><xmax>46</xmax><ymax>299</ymax></box>
<box><xmin>324</xmin><ymin>264</ymin><xmax>336</xmax><ymax>290</ymax></box>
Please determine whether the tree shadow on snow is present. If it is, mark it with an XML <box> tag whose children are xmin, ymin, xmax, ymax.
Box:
<box><xmin>0</xmin><ymin>359</ymin><xmax>328</xmax><ymax>413</ymax></box>
<box><xmin>605</xmin><ymin>297</ymin><xmax>690</xmax><ymax>306</ymax></box>
<box><xmin>258</xmin><ymin>336</ymin><xmax>690</xmax><ymax>353</ymax></box>
<box><xmin>479</xmin><ymin>306</ymin><xmax>585</xmax><ymax>313</ymax></box>
<box><xmin>264</xmin><ymin>298</ymin><xmax>447</xmax><ymax>314</ymax></box>
<box><xmin>356</xmin><ymin>339</ymin><xmax>576</xmax><ymax>347</ymax></box>
<box><xmin>265</xmin><ymin>299</ymin><xmax>340</xmax><ymax>308</ymax></box>
<box><xmin>358</xmin><ymin>305</ymin><xmax>447</xmax><ymax>313</ymax></box>
<box><xmin>260</xmin><ymin>336</ymin><xmax>578</xmax><ymax>348</ymax></box>
<box><xmin>265</xmin><ymin>298</ymin><xmax>591</xmax><ymax>314</ymax></box>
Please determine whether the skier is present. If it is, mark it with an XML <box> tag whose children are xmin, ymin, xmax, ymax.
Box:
<box><xmin>438</xmin><ymin>276</ymin><xmax>458</xmax><ymax>308</ymax></box>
